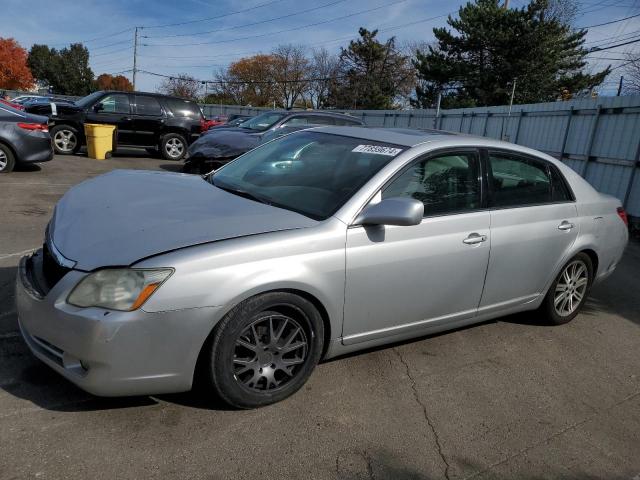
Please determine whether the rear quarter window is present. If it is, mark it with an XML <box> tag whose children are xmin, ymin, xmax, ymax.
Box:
<box><xmin>165</xmin><ymin>99</ymin><xmax>202</xmax><ymax>118</ymax></box>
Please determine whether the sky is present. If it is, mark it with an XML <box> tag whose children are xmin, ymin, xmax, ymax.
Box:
<box><xmin>3</xmin><ymin>0</ymin><xmax>640</xmax><ymax>97</ymax></box>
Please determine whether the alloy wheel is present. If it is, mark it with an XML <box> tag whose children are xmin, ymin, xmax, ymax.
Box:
<box><xmin>165</xmin><ymin>138</ymin><xmax>184</xmax><ymax>159</ymax></box>
<box><xmin>232</xmin><ymin>313</ymin><xmax>308</xmax><ymax>392</ymax></box>
<box><xmin>53</xmin><ymin>129</ymin><xmax>77</xmax><ymax>153</ymax></box>
<box><xmin>0</xmin><ymin>149</ymin><xmax>7</xmax><ymax>171</ymax></box>
<box><xmin>553</xmin><ymin>259</ymin><xmax>589</xmax><ymax>317</ymax></box>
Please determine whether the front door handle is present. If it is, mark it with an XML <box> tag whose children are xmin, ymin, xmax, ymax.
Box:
<box><xmin>463</xmin><ymin>233</ymin><xmax>487</xmax><ymax>245</ymax></box>
<box><xmin>121</xmin><ymin>116</ymin><xmax>132</xmax><ymax>121</ymax></box>
<box><xmin>558</xmin><ymin>221</ymin><xmax>575</xmax><ymax>231</ymax></box>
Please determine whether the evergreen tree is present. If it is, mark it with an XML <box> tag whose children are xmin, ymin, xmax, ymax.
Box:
<box><xmin>328</xmin><ymin>28</ymin><xmax>413</xmax><ymax>109</ymax></box>
<box><xmin>413</xmin><ymin>0</ymin><xmax>609</xmax><ymax>108</ymax></box>
<box><xmin>27</xmin><ymin>43</ymin><xmax>94</xmax><ymax>95</ymax></box>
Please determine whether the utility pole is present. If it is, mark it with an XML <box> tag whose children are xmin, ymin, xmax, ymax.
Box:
<box><xmin>617</xmin><ymin>76</ymin><xmax>624</xmax><ymax>96</ymax></box>
<box><xmin>133</xmin><ymin>27</ymin><xmax>139</xmax><ymax>91</ymax></box>
<box><xmin>503</xmin><ymin>0</ymin><xmax>510</xmax><ymax>8</ymax></box>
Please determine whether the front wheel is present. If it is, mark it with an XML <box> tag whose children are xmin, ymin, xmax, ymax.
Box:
<box><xmin>202</xmin><ymin>292</ymin><xmax>324</xmax><ymax>409</ymax></box>
<box><xmin>51</xmin><ymin>125</ymin><xmax>80</xmax><ymax>155</ymax></box>
<box><xmin>160</xmin><ymin>133</ymin><xmax>187</xmax><ymax>161</ymax></box>
<box><xmin>540</xmin><ymin>253</ymin><xmax>593</xmax><ymax>325</ymax></box>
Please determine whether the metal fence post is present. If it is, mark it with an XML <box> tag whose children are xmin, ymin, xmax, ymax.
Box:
<box><xmin>623</xmin><ymin>138</ymin><xmax>640</xmax><ymax>210</ymax></box>
<box><xmin>482</xmin><ymin>111</ymin><xmax>491</xmax><ymax>137</ymax></box>
<box><xmin>513</xmin><ymin>110</ymin><xmax>524</xmax><ymax>144</ymax></box>
<box><xmin>582</xmin><ymin>105</ymin><xmax>602</xmax><ymax>178</ymax></box>
<box><xmin>559</xmin><ymin>106</ymin><xmax>574</xmax><ymax>161</ymax></box>
<box><xmin>459</xmin><ymin>112</ymin><xmax>465</xmax><ymax>132</ymax></box>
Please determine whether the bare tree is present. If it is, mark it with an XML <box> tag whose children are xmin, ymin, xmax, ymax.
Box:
<box><xmin>307</xmin><ymin>48</ymin><xmax>340</xmax><ymax>109</ymax></box>
<box><xmin>623</xmin><ymin>53</ymin><xmax>640</xmax><ymax>94</ymax></box>
<box><xmin>271</xmin><ymin>44</ymin><xmax>310</xmax><ymax>109</ymax></box>
<box><xmin>157</xmin><ymin>74</ymin><xmax>201</xmax><ymax>99</ymax></box>
<box><xmin>543</xmin><ymin>0</ymin><xmax>579</xmax><ymax>26</ymax></box>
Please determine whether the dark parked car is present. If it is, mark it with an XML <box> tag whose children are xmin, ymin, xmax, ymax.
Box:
<box><xmin>185</xmin><ymin>110</ymin><xmax>363</xmax><ymax>173</ymax></box>
<box><xmin>24</xmin><ymin>91</ymin><xmax>205</xmax><ymax>160</ymax></box>
<box><xmin>0</xmin><ymin>103</ymin><xmax>53</xmax><ymax>173</ymax></box>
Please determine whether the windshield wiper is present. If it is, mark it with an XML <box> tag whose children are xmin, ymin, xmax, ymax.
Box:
<box><xmin>214</xmin><ymin>182</ymin><xmax>272</xmax><ymax>205</ymax></box>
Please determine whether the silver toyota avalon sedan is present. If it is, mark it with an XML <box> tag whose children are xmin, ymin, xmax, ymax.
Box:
<box><xmin>16</xmin><ymin>127</ymin><xmax>628</xmax><ymax>408</ymax></box>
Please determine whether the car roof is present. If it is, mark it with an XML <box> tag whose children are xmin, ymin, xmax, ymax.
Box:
<box><xmin>98</xmin><ymin>90</ymin><xmax>198</xmax><ymax>102</ymax></box>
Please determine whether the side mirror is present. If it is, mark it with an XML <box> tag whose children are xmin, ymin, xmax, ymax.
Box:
<box><xmin>93</xmin><ymin>103</ymin><xmax>104</xmax><ymax>112</ymax></box>
<box><xmin>354</xmin><ymin>197</ymin><xmax>424</xmax><ymax>227</ymax></box>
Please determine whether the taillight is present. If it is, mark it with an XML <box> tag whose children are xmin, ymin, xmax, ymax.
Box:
<box><xmin>617</xmin><ymin>207</ymin><xmax>628</xmax><ymax>226</ymax></box>
<box><xmin>18</xmin><ymin>122</ymin><xmax>49</xmax><ymax>132</ymax></box>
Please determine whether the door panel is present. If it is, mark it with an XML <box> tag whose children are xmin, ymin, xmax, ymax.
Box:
<box><xmin>342</xmin><ymin>149</ymin><xmax>489</xmax><ymax>344</ymax></box>
<box><xmin>132</xmin><ymin>95</ymin><xmax>165</xmax><ymax>146</ymax></box>
<box><xmin>479</xmin><ymin>203</ymin><xmax>578</xmax><ymax>310</ymax></box>
<box><xmin>479</xmin><ymin>150</ymin><xmax>579</xmax><ymax>312</ymax></box>
<box><xmin>343</xmin><ymin>212</ymin><xmax>491</xmax><ymax>342</ymax></box>
<box><xmin>85</xmin><ymin>94</ymin><xmax>134</xmax><ymax>145</ymax></box>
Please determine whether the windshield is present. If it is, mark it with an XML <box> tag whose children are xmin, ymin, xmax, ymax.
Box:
<box><xmin>238</xmin><ymin>112</ymin><xmax>286</xmax><ymax>131</ymax></box>
<box><xmin>211</xmin><ymin>131</ymin><xmax>405</xmax><ymax>220</ymax></box>
<box><xmin>74</xmin><ymin>91</ymin><xmax>104</xmax><ymax>108</ymax></box>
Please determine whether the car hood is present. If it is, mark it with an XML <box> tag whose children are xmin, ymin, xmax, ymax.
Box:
<box><xmin>188</xmin><ymin>129</ymin><xmax>262</xmax><ymax>160</ymax></box>
<box><xmin>49</xmin><ymin>169</ymin><xmax>318</xmax><ymax>270</ymax></box>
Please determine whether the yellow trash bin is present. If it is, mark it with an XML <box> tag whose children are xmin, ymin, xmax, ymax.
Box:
<box><xmin>84</xmin><ymin>124</ymin><xmax>116</xmax><ymax>160</ymax></box>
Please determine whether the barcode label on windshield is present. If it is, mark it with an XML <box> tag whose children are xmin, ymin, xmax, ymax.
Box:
<box><xmin>352</xmin><ymin>145</ymin><xmax>402</xmax><ymax>156</ymax></box>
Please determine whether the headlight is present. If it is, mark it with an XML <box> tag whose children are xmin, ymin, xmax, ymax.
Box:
<box><xmin>67</xmin><ymin>268</ymin><xmax>173</xmax><ymax>311</ymax></box>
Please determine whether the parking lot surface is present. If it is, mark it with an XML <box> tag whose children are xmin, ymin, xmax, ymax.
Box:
<box><xmin>1</xmin><ymin>153</ymin><xmax>639</xmax><ymax>479</ymax></box>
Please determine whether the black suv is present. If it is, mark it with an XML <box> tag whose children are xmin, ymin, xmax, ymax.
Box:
<box><xmin>24</xmin><ymin>91</ymin><xmax>204</xmax><ymax>160</ymax></box>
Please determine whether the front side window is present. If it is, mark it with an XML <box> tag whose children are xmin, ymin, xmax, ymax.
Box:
<box><xmin>98</xmin><ymin>94</ymin><xmax>130</xmax><ymax>114</ymax></box>
<box><xmin>211</xmin><ymin>132</ymin><xmax>405</xmax><ymax>220</ymax></box>
<box><xmin>382</xmin><ymin>152</ymin><xmax>481</xmax><ymax>216</ymax></box>
<box><xmin>134</xmin><ymin>96</ymin><xmax>163</xmax><ymax>116</ymax></box>
<box><xmin>282</xmin><ymin>116</ymin><xmax>310</xmax><ymax>126</ymax></box>
<box><xmin>488</xmin><ymin>153</ymin><xmax>552</xmax><ymax>207</ymax></box>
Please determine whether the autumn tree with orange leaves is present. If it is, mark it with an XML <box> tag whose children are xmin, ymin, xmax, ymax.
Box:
<box><xmin>95</xmin><ymin>73</ymin><xmax>133</xmax><ymax>92</ymax></box>
<box><xmin>0</xmin><ymin>38</ymin><xmax>34</xmax><ymax>90</ymax></box>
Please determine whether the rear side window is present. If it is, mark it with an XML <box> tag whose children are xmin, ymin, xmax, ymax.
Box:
<box><xmin>164</xmin><ymin>99</ymin><xmax>201</xmax><ymax>118</ymax></box>
<box><xmin>383</xmin><ymin>152</ymin><xmax>481</xmax><ymax>216</ymax></box>
<box><xmin>550</xmin><ymin>166</ymin><xmax>573</xmax><ymax>202</ymax></box>
<box><xmin>488</xmin><ymin>153</ymin><xmax>552</xmax><ymax>207</ymax></box>
<box><xmin>134</xmin><ymin>96</ymin><xmax>163</xmax><ymax>116</ymax></box>
<box><xmin>306</xmin><ymin>115</ymin><xmax>335</xmax><ymax>126</ymax></box>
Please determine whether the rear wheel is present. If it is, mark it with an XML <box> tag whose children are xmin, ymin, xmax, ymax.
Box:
<box><xmin>540</xmin><ymin>253</ymin><xmax>593</xmax><ymax>325</ymax></box>
<box><xmin>160</xmin><ymin>133</ymin><xmax>187</xmax><ymax>161</ymax></box>
<box><xmin>202</xmin><ymin>292</ymin><xmax>324</xmax><ymax>409</ymax></box>
<box><xmin>51</xmin><ymin>125</ymin><xmax>80</xmax><ymax>155</ymax></box>
<box><xmin>0</xmin><ymin>143</ymin><xmax>15</xmax><ymax>173</ymax></box>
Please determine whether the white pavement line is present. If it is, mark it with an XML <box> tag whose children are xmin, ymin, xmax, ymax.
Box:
<box><xmin>0</xmin><ymin>248</ymin><xmax>36</xmax><ymax>260</ymax></box>
<box><xmin>0</xmin><ymin>332</ymin><xmax>20</xmax><ymax>340</ymax></box>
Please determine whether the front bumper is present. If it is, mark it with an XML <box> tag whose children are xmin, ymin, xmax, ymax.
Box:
<box><xmin>16</xmin><ymin>252</ymin><xmax>221</xmax><ymax>397</ymax></box>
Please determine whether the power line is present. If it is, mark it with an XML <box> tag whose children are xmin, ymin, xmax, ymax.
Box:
<box><xmin>92</xmin><ymin>46</ymin><xmax>134</xmax><ymax>57</ymax></box>
<box><xmin>142</xmin><ymin>0</ymin><xmax>348</xmax><ymax>39</ymax></box>
<box><xmin>591</xmin><ymin>37</ymin><xmax>640</xmax><ymax>51</ymax></box>
<box><xmin>138</xmin><ymin>69</ymin><xmax>348</xmax><ymax>84</ymax></box>
<box><xmin>142</xmin><ymin>0</ymin><xmax>409</xmax><ymax>48</ymax></box>
<box><xmin>142</xmin><ymin>0</ymin><xmax>287</xmax><ymax>29</ymax></box>
<box><xmin>49</xmin><ymin>28</ymin><xmax>134</xmax><ymax>47</ymax></box>
<box><xmin>578</xmin><ymin>12</ymin><xmax>640</xmax><ymax>28</ymax></box>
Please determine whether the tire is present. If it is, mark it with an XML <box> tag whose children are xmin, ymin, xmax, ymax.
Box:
<box><xmin>0</xmin><ymin>143</ymin><xmax>15</xmax><ymax>173</ymax></box>
<box><xmin>540</xmin><ymin>252</ymin><xmax>593</xmax><ymax>325</ymax></box>
<box><xmin>51</xmin><ymin>125</ymin><xmax>80</xmax><ymax>155</ymax></box>
<box><xmin>160</xmin><ymin>133</ymin><xmax>187</xmax><ymax>161</ymax></box>
<box><xmin>202</xmin><ymin>292</ymin><xmax>324</xmax><ymax>409</ymax></box>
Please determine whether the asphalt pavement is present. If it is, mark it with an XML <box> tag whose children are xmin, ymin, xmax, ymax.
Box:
<box><xmin>1</xmin><ymin>152</ymin><xmax>639</xmax><ymax>479</ymax></box>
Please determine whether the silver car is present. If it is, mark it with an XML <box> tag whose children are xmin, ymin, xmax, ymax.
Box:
<box><xmin>16</xmin><ymin>127</ymin><xmax>629</xmax><ymax>408</ymax></box>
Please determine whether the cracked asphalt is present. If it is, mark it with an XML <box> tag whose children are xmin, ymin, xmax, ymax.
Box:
<box><xmin>1</xmin><ymin>152</ymin><xmax>639</xmax><ymax>479</ymax></box>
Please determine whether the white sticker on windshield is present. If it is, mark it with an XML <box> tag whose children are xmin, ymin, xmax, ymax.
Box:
<box><xmin>352</xmin><ymin>144</ymin><xmax>402</xmax><ymax>156</ymax></box>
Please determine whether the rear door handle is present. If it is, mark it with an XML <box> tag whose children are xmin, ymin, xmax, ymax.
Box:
<box><xmin>121</xmin><ymin>116</ymin><xmax>132</xmax><ymax>121</ymax></box>
<box><xmin>558</xmin><ymin>221</ymin><xmax>574</xmax><ymax>231</ymax></box>
<box><xmin>463</xmin><ymin>233</ymin><xmax>487</xmax><ymax>245</ymax></box>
